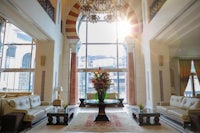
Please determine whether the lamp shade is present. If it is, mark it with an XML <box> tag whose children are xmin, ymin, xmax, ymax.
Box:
<box><xmin>56</xmin><ymin>86</ymin><xmax>63</xmax><ymax>93</ymax></box>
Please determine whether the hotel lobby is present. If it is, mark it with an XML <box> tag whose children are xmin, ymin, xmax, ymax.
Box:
<box><xmin>0</xmin><ymin>0</ymin><xmax>200</xmax><ymax>132</ymax></box>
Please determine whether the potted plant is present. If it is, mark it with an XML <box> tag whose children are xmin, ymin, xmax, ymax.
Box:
<box><xmin>63</xmin><ymin>103</ymin><xmax>68</xmax><ymax>111</ymax></box>
<box><xmin>138</xmin><ymin>104</ymin><xmax>144</xmax><ymax>112</ymax></box>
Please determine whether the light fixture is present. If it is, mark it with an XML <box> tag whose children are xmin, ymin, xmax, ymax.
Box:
<box><xmin>79</xmin><ymin>0</ymin><xmax>124</xmax><ymax>23</ymax></box>
<box><xmin>56</xmin><ymin>86</ymin><xmax>63</xmax><ymax>100</ymax></box>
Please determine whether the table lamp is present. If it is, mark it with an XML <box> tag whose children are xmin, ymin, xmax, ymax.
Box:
<box><xmin>56</xmin><ymin>86</ymin><xmax>63</xmax><ymax>100</ymax></box>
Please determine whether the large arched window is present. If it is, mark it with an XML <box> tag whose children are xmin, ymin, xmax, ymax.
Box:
<box><xmin>77</xmin><ymin>17</ymin><xmax>128</xmax><ymax>102</ymax></box>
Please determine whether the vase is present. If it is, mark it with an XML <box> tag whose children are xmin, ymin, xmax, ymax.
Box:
<box><xmin>98</xmin><ymin>91</ymin><xmax>106</xmax><ymax>103</ymax></box>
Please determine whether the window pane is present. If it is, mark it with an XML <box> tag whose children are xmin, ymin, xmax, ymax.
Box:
<box><xmin>88</xmin><ymin>22</ymin><xmax>117</xmax><ymax>43</ymax></box>
<box><xmin>79</xmin><ymin>22</ymin><xmax>86</xmax><ymax>43</ymax></box>
<box><xmin>78</xmin><ymin>72</ymin><xmax>86</xmax><ymax>98</ymax></box>
<box><xmin>87</xmin><ymin>72</ymin><xmax>96</xmax><ymax>93</ymax></box>
<box><xmin>77</xmin><ymin>44</ymin><xmax>86</xmax><ymax>68</ymax></box>
<box><xmin>1</xmin><ymin>45</ymin><xmax>35</xmax><ymax>69</ymax></box>
<box><xmin>118</xmin><ymin>72</ymin><xmax>127</xmax><ymax>102</ymax></box>
<box><xmin>0</xmin><ymin>22</ymin><xmax>5</xmax><ymax>57</ymax></box>
<box><xmin>118</xmin><ymin>44</ymin><xmax>127</xmax><ymax>68</ymax></box>
<box><xmin>87</xmin><ymin>44</ymin><xmax>117</xmax><ymax>68</ymax></box>
<box><xmin>77</xmin><ymin>19</ymin><xmax>128</xmax><ymax>103</ymax></box>
<box><xmin>0</xmin><ymin>72</ymin><xmax>34</xmax><ymax>92</ymax></box>
<box><xmin>185</xmin><ymin>75</ymin><xmax>200</xmax><ymax>97</ymax></box>
<box><xmin>0</xmin><ymin>22</ymin><xmax>35</xmax><ymax>93</ymax></box>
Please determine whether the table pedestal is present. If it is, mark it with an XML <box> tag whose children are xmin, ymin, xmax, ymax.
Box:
<box><xmin>94</xmin><ymin>103</ymin><xmax>109</xmax><ymax>121</ymax></box>
<box><xmin>79</xmin><ymin>98</ymin><xmax>85</xmax><ymax>107</ymax></box>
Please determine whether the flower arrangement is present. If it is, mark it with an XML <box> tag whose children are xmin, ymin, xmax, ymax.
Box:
<box><xmin>91</xmin><ymin>67</ymin><xmax>112</xmax><ymax>100</ymax></box>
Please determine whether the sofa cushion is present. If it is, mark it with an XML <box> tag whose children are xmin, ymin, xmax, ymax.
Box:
<box><xmin>29</xmin><ymin>95</ymin><xmax>41</xmax><ymax>108</ymax></box>
<box><xmin>180</xmin><ymin>97</ymin><xmax>200</xmax><ymax>109</ymax></box>
<box><xmin>170</xmin><ymin>95</ymin><xmax>184</xmax><ymax>107</ymax></box>
<box><xmin>167</xmin><ymin>108</ymin><xmax>189</xmax><ymax>121</ymax></box>
<box><xmin>107</xmin><ymin>93</ymin><xmax>118</xmax><ymax>99</ymax></box>
<box><xmin>36</xmin><ymin>105</ymin><xmax>54</xmax><ymax>113</ymax></box>
<box><xmin>9</xmin><ymin>96</ymin><xmax>30</xmax><ymax>109</ymax></box>
<box><xmin>87</xmin><ymin>93</ymin><xmax>96</xmax><ymax>100</ymax></box>
<box><xmin>156</xmin><ymin>105</ymin><xmax>177</xmax><ymax>112</ymax></box>
<box><xmin>6</xmin><ymin>94</ymin><xmax>18</xmax><ymax>98</ymax></box>
<box><xmin>25</xmin><ymin>108</ymin><xmax>46</xmax><ymax>122</ymax></box>
<box><xmin>0</xmin><ymin>94</ymin><xmax>6</xmax><ymax>98</ymax></box>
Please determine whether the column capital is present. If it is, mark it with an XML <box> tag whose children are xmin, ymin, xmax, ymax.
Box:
<box><xmin>125</xmin><ymin>36</ymin><xmax>135</xmax><ymax>44</ymax></box>
<box><xmin>69</xmin><ymin>39</ymin><xmax>79</xmax><ymax>44</ymax></box>
<box><xmin>125</xmin><ymin>37</ymin><xmax>135</xmax><ymax>53</ymax></box>
<box><xmin>69</xmin><ymin>39</ymin><xmax>79</xmax><ymax>53</ymax></box>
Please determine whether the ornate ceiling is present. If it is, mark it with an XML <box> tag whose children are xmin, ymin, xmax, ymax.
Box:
<box><xmin>65</xmin><ymin>1</ymin><xmax>142</xmax><ymax>40</ymax></box>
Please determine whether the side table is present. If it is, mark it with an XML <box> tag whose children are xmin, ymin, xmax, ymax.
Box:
<box><xmin>79</xmin><ymin>98</ymin><xmax>85</xmax><ymax>107</ymax></box>
<box><xmin>189</xmin><ymin>113</ymin><xmax>200</xmax><ymax>132</ymax></box>
<box><xmin>47</xmin><ymin>111</ymin><xmax>68</xmax><ymax>125</ymax></box>
<box><xmin>118</xmin><ymin>98</ymin><xmax>124</xmax><ymax>107</ymax></box>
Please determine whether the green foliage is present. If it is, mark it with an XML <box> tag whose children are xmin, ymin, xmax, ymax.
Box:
<box><xmin>95</xmin><ymin>93</ymin><xmax>98</xmax><ymax>100</ymax></box>
<box><xmin>95</xmin><ymin>92</ymin><xmax>108</xmax><ymax>99</ymax></box>
<box><xmin>63</xmin><ymin>103</ymin><xmax>68</xmax><ymax>109</ymax></box>
<box><xmin>138</xmin><ymin>104</ymin><xmax>144</xmax><ymax>110</ymax></box>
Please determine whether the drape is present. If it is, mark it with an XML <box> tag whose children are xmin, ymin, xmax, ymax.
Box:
<box><xmin>193</xmin><ymin>59</ymin><xmax>200</xmax><ymax>82</ymax></box>
<box><xmin>179</xmin><ymin>59</ymin><xmax>191</xmax><ymax>96</ymax></box>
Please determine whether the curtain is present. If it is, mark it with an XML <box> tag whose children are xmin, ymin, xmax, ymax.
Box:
<box><xmin>193</xmin><ymin>59</ymin><xmax>200</xmax><ymax>82</ymax></box>
<box><xmin>179</xmin><ymin>59</ymin><xmax>191</xmax><ymax>96</ymax></box>
<box><xmin>0</xmin><ymin>16</ymin><xmax>5</xmax><ymax>47</ymax></box>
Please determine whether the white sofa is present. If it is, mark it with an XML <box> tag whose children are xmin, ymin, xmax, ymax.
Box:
<box><xmin>2</xmin><ymin>95</ymin><xmax>53</xmax><ymax>127</ymax></box>
<box><xmin>0</xmin><ymin>92</ymin><xmax>32</xmax><ymax>116</ymax></box>
<box><xmin>156</xmin><ymin>95</ymin><xmax>200</xmax><ymax>128</ymax></box>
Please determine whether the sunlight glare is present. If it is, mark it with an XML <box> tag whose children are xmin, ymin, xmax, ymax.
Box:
<box><xmin>118</xmin><ymin>20</ymin><xmax>132</xmax><ymax>41</ymax></box>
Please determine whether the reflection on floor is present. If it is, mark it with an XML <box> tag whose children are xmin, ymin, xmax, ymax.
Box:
<box><xmin>24</xmin><ymin>105</ymin><xmax>195</xmax><ymax>133</ymax></box>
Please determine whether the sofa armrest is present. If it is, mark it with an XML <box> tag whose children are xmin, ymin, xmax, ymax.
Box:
<box><xmin>41</xmin><ymin>101</ymin><xmax>52</xmax><ymax>106</ymax></box>
<box><xmin>158</xmin><ymin>101</ymin><xmax>170</xmax><ymax>106</ymax></box>
<box><xmin>188</xmin><ymin>108</ymin><xmax>200</xmax><ymax>115</ymax></box>
<box><xmin>4</xmin><ymin>103</ymin><xmax>28</xmax><ymax>115</ymax></box>
<box><xmin>11</xmin><ymin>109</ymin><xmax>28</xmax><ymax>115</ymax></box>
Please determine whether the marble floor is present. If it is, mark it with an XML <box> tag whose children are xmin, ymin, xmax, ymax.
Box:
<box><xmin>24</xmin><ymin>105</ymin><xmax>195</xmax><ymax>133</ymax></box>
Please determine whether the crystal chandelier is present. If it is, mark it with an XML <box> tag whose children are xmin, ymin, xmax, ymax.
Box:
<box><xmin>79</xmin><ymin>0</ymin><xmax>124</xmax><ymax>23</ymax></box>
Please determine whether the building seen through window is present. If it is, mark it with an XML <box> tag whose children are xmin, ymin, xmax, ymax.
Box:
<box><xmin>0</xmin><ymin>22</ymin><xmax>35</xmax><ymax>92</ymax></box>
<box><xmin>77</xmin><ymin>17</ymin><xmax>128</xmax><ymax>102</ymax></box>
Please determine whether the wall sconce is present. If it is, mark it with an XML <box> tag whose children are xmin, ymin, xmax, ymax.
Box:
<box><xmin>158</xmin><ymin>55</ymin><xmax>164</xmax><ymax>66</ymax></box>
<box><xmin>40</xmin><ymin>56</ymin><xmax>46</xmax><ymax>66</ymax></box>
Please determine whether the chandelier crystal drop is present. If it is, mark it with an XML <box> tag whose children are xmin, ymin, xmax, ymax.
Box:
<box><xmin>79</xmin><ymin>0</ymin><xmax>124</xmax><ymax>23</ymax></box>
<box><xmin>87</xmin><ymin>14</ymin><xmax>100</xmax><ymax>23</ymax></box>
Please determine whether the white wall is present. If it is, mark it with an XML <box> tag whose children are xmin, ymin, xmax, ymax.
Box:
<box><xmin>150</xmin><ymin>41</ymin><xmax>171</xmax><ymax>105</ymax></box>
<box><xmin>141</xmin><ymin>0</ymin><xmax>196</xmax><ymax>108</ymax></box>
